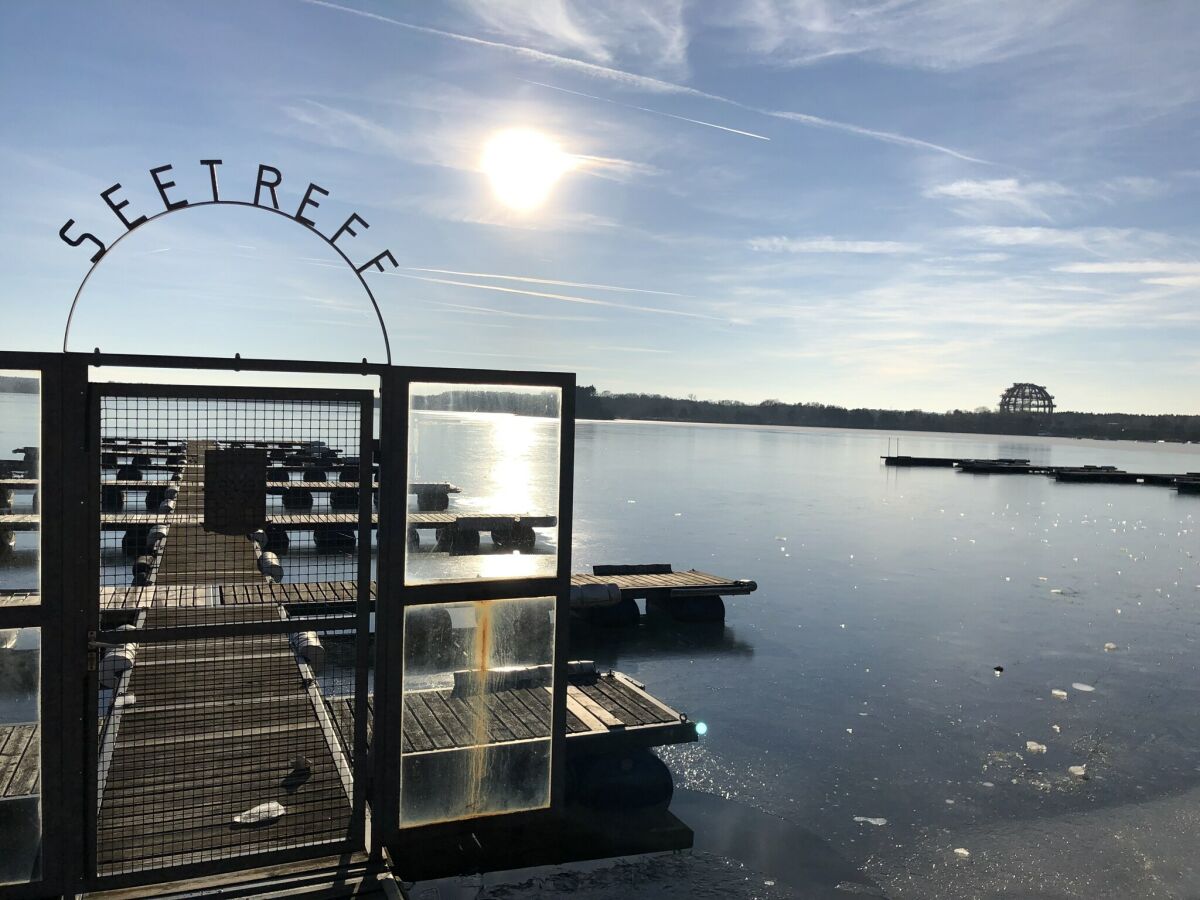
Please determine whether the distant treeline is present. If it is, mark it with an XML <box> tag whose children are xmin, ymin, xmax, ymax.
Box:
<box><xmin>575</xmin><ymin>386</ymin><xmax>1200</xmax><ymax>442</ymax></box>
<box><xmin>413</xmin><ymin>390</ymin><xmax>559</xmax><ymax>418</ymax></box>
<box><xmin>0</xmin><ymin>375</ymin><xmax>38</xmax><ymax>394</ymax></box>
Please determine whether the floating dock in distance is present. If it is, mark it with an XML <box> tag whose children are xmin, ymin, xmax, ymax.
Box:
<box><xmin>882</xmin><ymin>455</ymin><xmax>1030</xmax><ymax>468</ymax></box>
<box><xmin>881</xmin><ymin>456</ymin><xmax>1200</xmax><ymax>494</ymax></box>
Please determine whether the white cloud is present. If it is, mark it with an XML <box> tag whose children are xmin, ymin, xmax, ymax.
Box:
<box><xmin>451</xmin><ymin>0</ymin><xmax>689</xmax><ymax>72</ymax></box>
<box><xmin>749</xmin><ymin>236</ymin><xmax>922</xmax><ymax>254</ymax></box>
<box><xmin>925</xmin><ymin>178</ymin><xmax>1071</xmax><ymax>221</ymax></box>
<box><xmin>713</xmin><ymin>0</ymin><xmax>1088</xmax><ymax>71</ymax></box>
<box><xmin>302</xmin><ymin>0</ymin><xmax>988</xmax><ymax>163</ymax></box>
<box><xmin>951</xmin><ymin>226</ymin><xmax>1154</xmax><ymax>253</ymax></box>
<box><xmin>1056</xmin><ymin>261</ymin><xmax>1200</xmax><ymax>275</ymax></box>
<box><xmin>1100</xmin><ymin>176</ymin><xmax>1166</xmax><ymax>199</ymax></box>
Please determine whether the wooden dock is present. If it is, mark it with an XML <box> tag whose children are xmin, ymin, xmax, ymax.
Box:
<box><xmin>883</xmin><ymin>455</ymin><xmax>1200</xmax><ymax>493</ymax></box>
<box><xmin>327</xmin><ymin>667</ymin><xmax>694</xmax><ymax>760</ymax></box>
<box><xmin>95</xmin><ymin>606</ymin><xmax>355</xmax><ymax>877</ymax></box>
<box><xmin>0</xmin><ymin>723</ymin><xmax>39</xmax><ymax>800</ymax></box>
<box><xmin>94</xmin><ymin>440</ymin><xmax>357</xmax><ymax>875</ymax></box>
<box><xmin>87</xmin><ymin>438</ymin><xmax>707</xmax><ymax>878</ymax></box>
<box><xmin>97</xmin><ymin>568</ymin><xmax>757</xmax><ymax>617</ymax></box>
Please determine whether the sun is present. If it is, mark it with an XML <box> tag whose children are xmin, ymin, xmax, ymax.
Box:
<box><xmin>480</xmin><ymin>128</ymin><xmax>574</xmax><ymax>212</ymax></box>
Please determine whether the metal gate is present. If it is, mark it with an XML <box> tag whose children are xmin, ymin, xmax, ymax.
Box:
<box><xmin>85</xmin><ymin>383</ymin><xmax>374</xmax><ymax>888</ymax></box>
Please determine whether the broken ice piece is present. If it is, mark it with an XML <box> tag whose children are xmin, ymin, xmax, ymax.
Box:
<box><xmin>1104</xmin><ymin>642</ymin><xmax>1118</xmax><ymax>652</ymax></box>
<box><xmin>954</xmin><ymin>848</ymin><xmax>971</xmax><ymax>859</ymax></box>
<box><xmin>1068</xmin><ymin>765</ymin><xmax>1087</xmax><ymax>778</ymax></box>
<box><xmin>1071</xmin><ymin>683</ymin><xmax>1095</xmax><ymax>693</ymax></box>
<box><xmin>1025</xmin><ymin>741</ymin><xmax>1047</xmax><ymax>754</ymax></box>
<box><xmin>853</xmin><ymin>816</ymin><xmax>887</xmax><ymax>826</ymax></box>
<box><xmin>1052</xmin><ymin>724</ymin><xmax>1061</xmax><ymax>733</ymax></box>
<box><xmin>233</xmin><ymin>801</ymin><xmax>286</xmax><ymax>825</ymax></box>
<box><xmin>1051</xmin><ymin>688</ymin><xmax>1068</xmax><ymax>700</ymax></box>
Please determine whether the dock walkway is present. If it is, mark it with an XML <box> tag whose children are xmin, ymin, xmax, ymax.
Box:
<box><xmin>95</xmin><ymin>441</ymin><xmax>354</xmax><ymax>876</ymax></box>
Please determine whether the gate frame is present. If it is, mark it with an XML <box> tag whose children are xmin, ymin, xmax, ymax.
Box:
<box><xmin>374</xmin><ymin>366</ymin><xmax>575</xmax><ymax>853</ymax></box>
<box><xmin>0</xmin><ymin>351</ymin><xmax>573</xmax><ymax>898</ymax></box>
<box><xmin>82</xmin><ymin>378</ymin><xmax>377</xmax><ymax>892</ymax></box>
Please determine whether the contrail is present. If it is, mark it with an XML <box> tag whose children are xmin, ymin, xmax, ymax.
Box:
<box><xmin>300</xmin><ymin>0</ymin><xmax>989</xmax><ymax>164</ymax></box>
<box><xmin>402</xmin><ymin>267</ymin><xmax>687</xmax><ymax>297</ymax></box>
<box><xmin>384</xmin><ymin>272</ymin><xmax>726</xmax><ymax>321</ymax></box>
<box><xmin>524</xmin><ymin>80</ymin><xmax>770</xmax><ymax>142</ymax></box>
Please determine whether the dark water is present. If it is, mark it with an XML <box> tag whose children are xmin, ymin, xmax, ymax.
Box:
<box><xmin>429</xmin><ymin>422</ymin><xmax>1200</xmax><ymax>898</ymax></box>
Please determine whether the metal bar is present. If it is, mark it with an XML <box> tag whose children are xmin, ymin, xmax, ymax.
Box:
<box><xmin>397</xmin><ymin>577</ymin><xmax>562</xmax><ymax>607</ymax></box>
<box><xmin>95</xmin><ymin>382</ymin><xmax>373</xmax><ymax>403</ymax></box>
<box><xmin>551</xmin><ymin>373</ymin><xmax>576</xmax><ymax>810</ymax></box>
<box><xmin>351</xmin><ymin>392</ymin><xmax>374</xmax><ymax>845</ymax></box>
<box><xmin>95</xmin><ymin>616</ymin><xmax>359</xmax><ymax>644</ymax></box>
<box><xmin>82</xmin><ymin>372</ymin><xmax>103</xmax><ymax>889</ymax></box>
<box><xmin>373</xmin><ymin>368</ymin><xmax>408</xmax><ymax>848</ymax></box>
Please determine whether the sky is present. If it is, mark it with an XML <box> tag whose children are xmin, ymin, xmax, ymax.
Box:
<box><xmin>1</xmin><ymin>1</ymin><xmax>1199</xmax><ymax>413</ymax></box>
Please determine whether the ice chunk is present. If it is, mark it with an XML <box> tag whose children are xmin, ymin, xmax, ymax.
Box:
<box><xmin>1068</xmin><ymin>765</ymin><xmax>1087</xmax><ymax>778</ymax></box>
<box><xmin>233</xmin><ymin>801</ymin><xmax>285</xmax><ymax>825</ymax></box>
<box><xmin>1025</xmin><ymin>741</ymin><xmax>1047</xmax><ymax>754</ymax></box>
<box><xmin>1071</xmin><ymin>682</ymin><xmax>1095</xmax><ymax>692</ymax></box>
<box><xmin>954</xmin><ymin>848</ymin><xmax>971</xmax><ymax>859</ymax></box>
<box><xmin>1051</xmin><ymin>688</ymin><xmax>1068</xmax><ymax>700</ymax></box>
<box><xmin>853</xmin><ymin>816</ymin><xmax>887</xmax><ymax>826</ymax></box>
<box><xmin>1104</xmin><ymin>642</ymin><xmax>1118</xmax><ymax>652</ymax></box>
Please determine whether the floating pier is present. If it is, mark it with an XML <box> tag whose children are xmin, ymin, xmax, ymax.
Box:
<box><xmin>82</xmin><ymin>436</ymin><xmax>716</xmax><ymax>882</ymax></box>
<box><xmin>883</xmin><ymin>455</ymin><xmax>1200</xmax><ymax>494</ymax></box>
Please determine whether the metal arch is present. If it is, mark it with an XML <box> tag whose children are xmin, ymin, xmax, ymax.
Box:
<box><xmin>62</xmin><ymin>199</ymin><xmax>393</xmax><ymax>364</ymax></box>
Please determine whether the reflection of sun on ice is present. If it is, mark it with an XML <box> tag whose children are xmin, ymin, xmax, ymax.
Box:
<box><xmin>488</xmin><ymin>413</ymin><xmax>536</xmax><ymax>513</ymax></box>
<box><xmin>480</xmin><ymin>129</ymin><xmax>575</xmax><ymax>212</ymax></box>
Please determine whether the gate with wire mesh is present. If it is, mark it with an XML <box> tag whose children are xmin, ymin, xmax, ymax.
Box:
<box><xmin>86</xmin><ymin>383</ymin><xmax>374</xmax><ymax>888</ymax></box>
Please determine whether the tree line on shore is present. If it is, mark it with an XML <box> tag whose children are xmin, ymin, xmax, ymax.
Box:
<box><xmin>575</xmin><ymin>386</ymin><xmax>1200</xmax><ymax>443</ymax></box>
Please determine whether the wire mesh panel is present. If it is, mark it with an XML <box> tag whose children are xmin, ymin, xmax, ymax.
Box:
<box><xmin>91</xmin><ymin>388</ymin><xmax>371</xmax><ymax>882</ymax></box>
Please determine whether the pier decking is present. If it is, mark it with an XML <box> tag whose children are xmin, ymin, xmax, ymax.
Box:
<box><xmin>86</xmin><ymin>436</ymin><xmax>705</xmax><ymax>882</ymax></box>
<box><xmin>0</xmin><ymin>723</ymin><xmax>39</xmax><ymax>799</ymax></box>
<box><xmin>327</xmin><ymin>669</ymin><xmax>693</xmax><ymax>760</ymax></box>
<box><xmin>96</xmin><ymin>568</ymin><xmax>756</xmax><ymax>613</ymax></box>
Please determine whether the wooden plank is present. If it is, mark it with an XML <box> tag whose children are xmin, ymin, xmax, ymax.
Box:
<box><xmin>0</xmin><ymin>724</ymin><xmax>35</xmax><ymax>796</ymax></box>
<box><xmin>562</xmin><ymin>691</ymin><xmax>608</xmax><ymax>733</ymax></box>
<box><xmin>486</xmin><ymin>690</ymin><xmax>537</xmax><ymax>740</ymax></box>
<box><xmin>492</xmin><ymin>690</ymin><xmax>546</xmax><ymax>739</ymax></box>
<box><xmin>591</xmin><ymin>675</ymin><xmax>673</xmax><ymax>725</ymax></box>
<box><xmin>404</xmin><ymin>692</ymin><xmax>456</xmax><ymax>751</ymax></box>
<box><xmin>570</xmin><ymin>686</ymin><xmax>627</xmax><ymax>729</ymax></box>
<box><xmin>422</xmin><ymin>692</ymin><xmax>474</xmax><ymax>748</ymax></box>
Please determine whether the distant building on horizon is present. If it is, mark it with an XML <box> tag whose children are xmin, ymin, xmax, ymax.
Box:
<box><xmin>999</xmin><ymin>383</ymin><xmax>1055</xmax><ymax>415</ymax></box>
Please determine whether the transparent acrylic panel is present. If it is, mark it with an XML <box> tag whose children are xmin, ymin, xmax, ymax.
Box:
<box><xmin>0</xmin><ymin>371</ymin><xmax>40</xmax><ymax>606</ymax></box>
<box><xmin>400</xmin><ymin>597</ymin><xmax>555</xmax><ymax>827</ymax></box>
<box><xmin>406</xmin><ymin>383</ymin><xmax>561</xmax><ymax>585</ymax></box>
<box><xmin>0</xmin><ymin>627</ymin><xmax>41</xmax><ymax>885</ymax></box>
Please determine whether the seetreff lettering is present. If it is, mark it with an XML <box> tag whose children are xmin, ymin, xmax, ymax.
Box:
<box><xmin>58</xmin><ymin>159</ymin><xmax>398</xmax><ymax>277</ymax></box>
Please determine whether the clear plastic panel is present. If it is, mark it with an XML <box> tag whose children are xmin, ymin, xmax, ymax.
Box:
<box><xmin>0</xmin><ymin>627</ymin><xmax>41</xmax><ymax>884</ymax></box>
<box><xmin>400</xmin><ymin>597</ymin><xmax>555</xmax><ymax>826</ymax></box>
<box><xmin>0</xmin><ymin>371</ymin><xmax>40</xmax><ymax>606</ymax></box>
<box><xmin>405</xmin><ymin>383</ymin><xmax>561</xmax><ymax>585</ymax></box>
